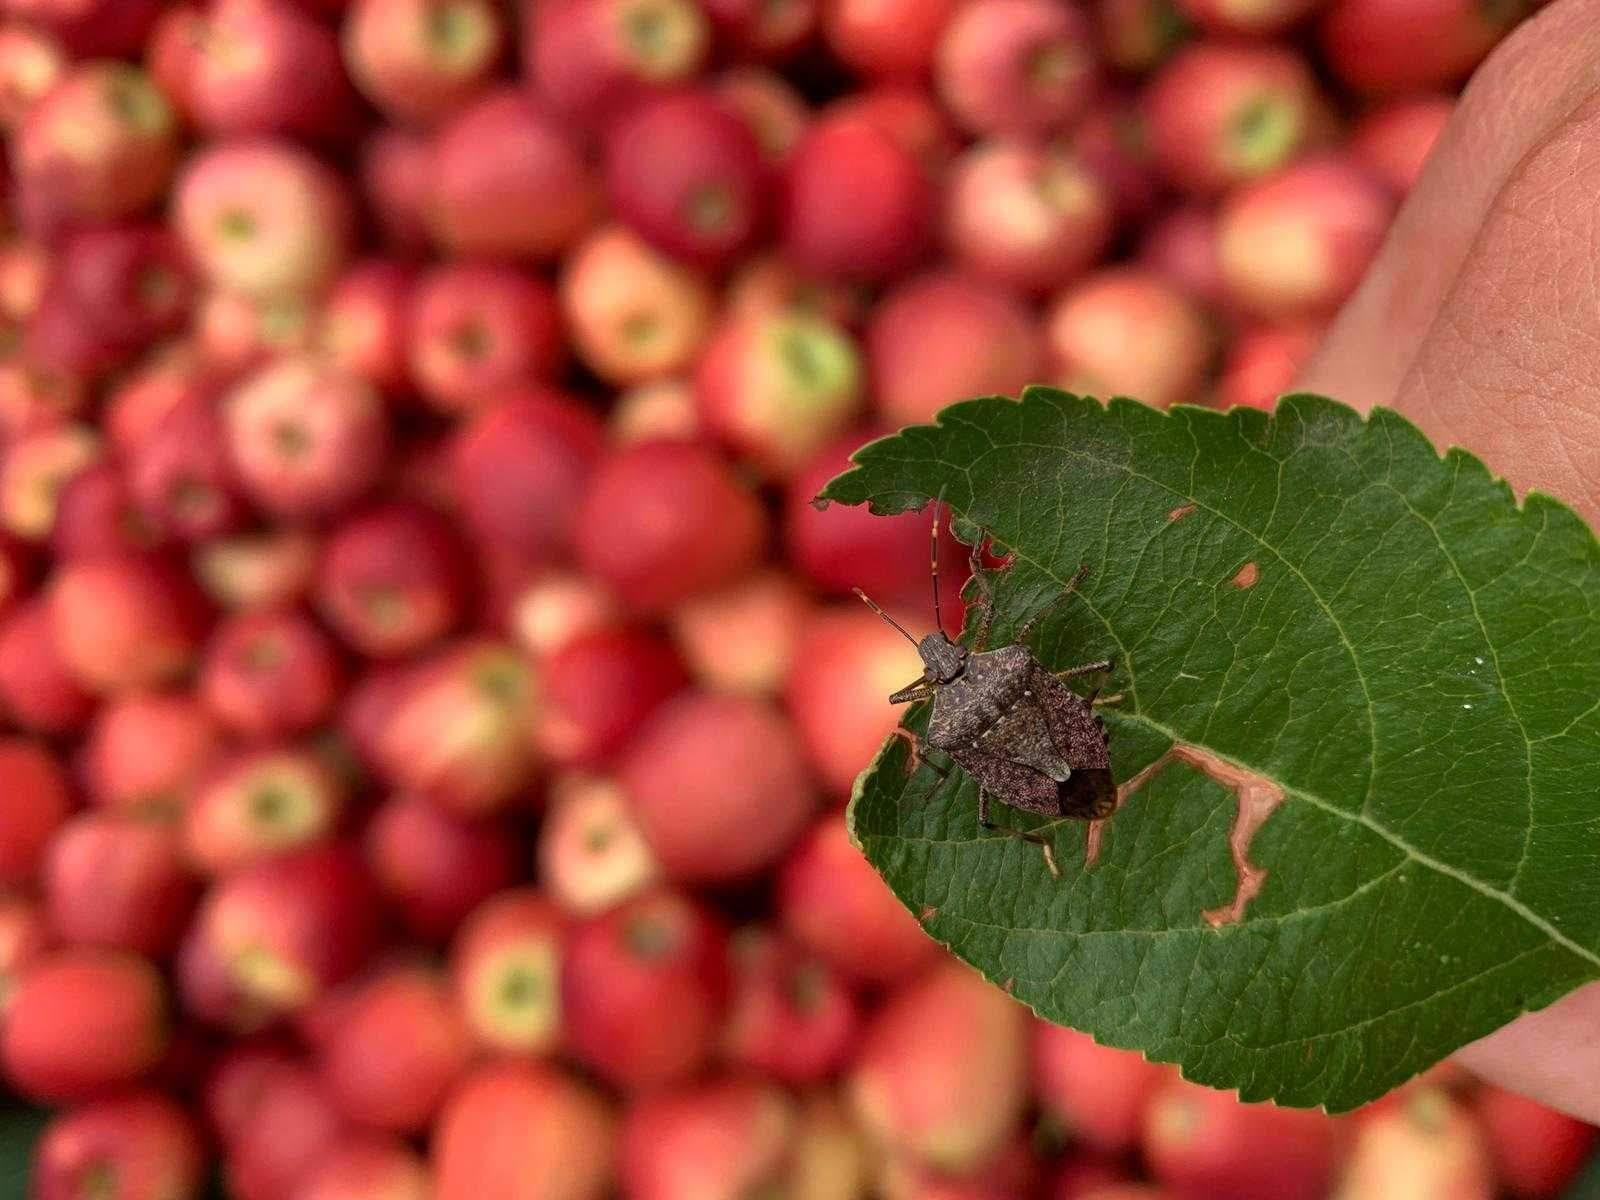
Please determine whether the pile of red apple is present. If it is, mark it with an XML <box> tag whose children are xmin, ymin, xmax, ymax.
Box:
<box><xmin>0</xmin><ymin>0</ymin><xmax>1593</xmax><ymax>1196</ymax></box>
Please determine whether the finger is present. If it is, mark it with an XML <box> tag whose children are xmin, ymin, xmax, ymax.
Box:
<box><xmin>1295</xmin><ymin>0</ymin><xmax>1600</xmax><ymax>409</ymax></box>
<box><xmin>1384</xmin><ymin>88</ymin><xmax>1600</xmax><ymax>526</ymax></box>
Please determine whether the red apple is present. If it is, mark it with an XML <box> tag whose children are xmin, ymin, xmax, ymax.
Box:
<box><xmin>30</xmin><ymin>226</ymin><xmax>194</xmax><ymax>378</ymax></box>
<box><xmin>0</xmin><ymin>737</ymin><xmax>70</xmax><ymax>887</ymax></box>
<box><xmin>537</xmin><ymin>625</ymin><xmax>687</xmax><ymax>767</ymax></box>
<box><xmin>1045</xmin><ymin>267</ymin><xmax>1215</xmax><ymax>408</ymax></box>
<box><xmin>620</xmin><ymin>1077</ymin><xmax>796</xmax><ymax>1200</ymax></box>
<box><xmin>778</xmin><ymin>814</ymin><xmax>938</xmax><ymax>983</ymax></box>
<box><xmin>714</xmin><ymin>66</ymin><xmax>811</xmax><ymax>162</ymax></box>
<box><xmin>188</xmin><ymin>843</ymin><xmax>381</xmax><ymax>1022</ymax></box>
<box><xmin>869</xmin><ymin>271</ymin><xmax>1044</xmax><ymax>427</ymax></box>
<box><xmin>694</xmin><ymin>310</ymin><xmax>862</xmax><ymax>476</ymax></box>
<box><xmin>15</xmin><ymin>61</ymin><xmax>177</xmax><ymax>229</ymax></box>
<box><xmin>449</xmin><ymin>388</ymin><xmax>604</xmax><ymax>568</ymax></box>
<box><xmin>43</xmin><ymin>815</ymin><xmax>196</xmax><ymax>956</ymax></box>
<box><xmin>433</xmin><ymin>1063</ymin><xmax>617</xmax><ymax>1200</ymax></box>
<box><xmin>1034</xmin><ymin>1025</ymin><xmax>1170</xmax><ymax>1153</ymax></box>
<box><xmin>173</xmin><ymin>140</ymin><xmax>352</xmax><ymax>298</ymax></box>
<box><xmin>47</xmin><ymin>460</ymin><xmax>171</xmax><ymax>565</ymax></box>
<box><xmin>883</xmin><ymin>1138</ymin><xmax>1044</xmax><ymax>1200</ymax></box>
<box><xmin>1137</xmin><ymin>204</ymin><xmax>1224</xmax><ymax>306</ymax></box>
<box><xmin>450</xmin><ymin>887</ymin><xmax>565</xmax><ymax>1056</ymax></box>
<box><xmin>1473</xmin><ymin>1084</ymin><xmax>1597</xmax><ymax>1200</ymax></box>
<box><xmin>48</xmin><ymin>554</ymin><xmax>207</xmax><ymax>694</ymax></box>
<box><xmin>944</xmin><ymin>139</ymin><xmax>1115</xmax><ymax>293</ymax></box>
<box><xmin>559</xmin><ymin>225</ymin><xmax>716</xmax><ymax>386</ymax></box>
<box><xmin>198</xmin><ymin>608</ymin><xmax>343</xmax><ymax>740</ymax></box>
<box><xmin>822</xmin><ymin>0</ymin><xmax>957</xmax><ymax>80</ymax></box>
<box><xmin>127</xmin><ymin>394</ymin><xmax>246</xmax><ymax>545</ymax></box>
<box><xmin>296</xmin><ymin>1138</ymin><xmax>430</xmax><ymax>1200</ymax></box>
<box><xmin>537</xmin><ymin>773</ymin><xmax>661</xmax><ymax>916</ymax></box>
<box><xmin>343</xmin><ymin>0</ymin><xmax>505</xmax><ymax>126</ymax></box>
<box><xmin>145</xmin><ymin>6</ymin><xmax>204</xmax><ymax>122</ymax></box>
<box><xmin>1</xmin><ymin>948</ymin><xmax>169</xmax><ymax>1102</ymax></box>
<box><xmin>194</xmin><ymin>289</ymin><xmax>317</xmax><ymax>376</ymax></box>
<box><xmin>702</xmin><ymin>0</ymin><xmax>815</xmax><ymax>59</ymax></box>
<box><xmin>935</xmin><ymin>0</ymin><xmax>1097</xmax><ymax>136</ymax></box>
<box><xmin>316</xmin><ymin>502</ymin><xmax>470</xmax><ymax>659</ymax></box>
<box><xmin>783</xmin><ymin>604</ymin><xmax>927</xmax><ymax>795</ymax></box>
<box><xmin>724</xmin><ymin>927</ymin><xmax>860</xmax><ymax>1083</ymax></box>
<box><xmin>223</xmin><ymin>356</ymin><xmax>389</xmax><ymax>519</ymax></box>
<box><xmin>318</xmin><ymin>967</ymin><xmax>473</xmax><ymax>1132</ymax></box>
<box><xmin>195</xmin><ymin>529</ymin><xmax>321</xmax><ymax>612</ymax></box>
<box><xmin>0</xmin><ymin>360</ymin><xmax>88</xmax><ymax>444</ymax></box>
<box><xmin>0</xmin><ymin>596</ymin><xmax>95</xmax><ymax>732</ymax></box>
<box><xmin>372</xmin><ymin>639</ymin><xmax>539</xmax><ymax>815</ymax></box>
<box><xmin>562</xmin><ymin>889</ymin><xmax>729</xmax><ymax>1090</ymax></box>
<box><xmin>407</xmin><ymin>261</ymin><xmax>565</xmax><ymax>412</ymax></box>
<box><xmin>1216</xmin><ymin>154</ymin><xmax>1394</xmax><ymax>320</ymax></box>
<box><xmin>32</xmin><ymin>1091</ymin><xmax>204</xmax><ymax>1200</ymax></box>
<box><xmin>1320</xmin><ymin>0</ymin><xmax>1525</xmax><ymax>93</ymax></box>
<box><xmin>1142</xmin><ymin>1077</ymin><xmax>1339</xmax><ymax>1200</ymax></box>
<box><xmin>426</xmin><ymin>88</ymin><xmax>597</xmax><ymax>261</ymax></box>
<box><xmin>1217</xmin><ymin>322</ymin><xmax>1324</xmax><ymax>410</ymax></box>
<box><xmin>525</xmin><ymin>0</ymin><xmax>710</xmax><ymax>130</ymax></box>
<box><xmin>0</xmin><ymin>24</ymin><xmax>63</xmax><ymax>128</ymax></box>
<box><xmin>224</xmin><ymin>1059</ymin><xmax>350</xmax><ymax>1200</ymax></box>
<box><xmin>850</xmin><ymin>962</ymin><xmax>1029</xmax><ymax>1173</ymax></box>
<box><xmin>498</xmin><ymin>569</ymin><xmax>620</xmax><ymax>663</ymax></box>
<box><xmin>781</xmin><ymin>113</ymin><xmax>935</xmax><ymax>282</ymax></box>
<box><xmin>315</xmin><ymin>260</ymin><xmax>414</xmax><ymax>393</ymax></box>
<box><xmin>670</xmin><ymin>569</ymin><xmax>808</xmax><ymax>695</ymax></box>
<box><xmin>620</xmin><ymin>692</ymin><xmax>816</xmax><ymax>882</ymax></box>
<box><xmin>1142</xmin><ymin>42</ymin><xmax>1318</xmax><ymax>195</ymax></box>
<box><xmin>1176</xmin><ymin>0</ymin><xmax>1319</xmax><ymax>35</ymax></box>
<box><xmin>1336</xmin><ymin>1085</ymin><xmax>1494</xmax><ymax>1200</ymax></box>
<box><xmin>189</xmin><ymin>0</ymin><xmax>355</xmax><ymax>142</ymax></box>
<box><xmin>364</xmin><ymin>793</ymin><xmax>519</xmax><ymax>941</ymax></box>
<box><xmin>360</xmin><ymin>127</ymin><xmax>433</xmax><ymax>254</ymax></box>
<box><xmin>828</xmin><ymin>84</ymin><xmax>960</xmax><ymax>180</ymax></box>
<box><xmin>0</xmin><ymin>895</ymin><xmax>49</xmax><ymax>1013</ymax></box>
<box><xmin>0</xmin><ymin>424</ymin><xmax>102</xmax><ymax>543</ymax></box>
<box><xmin>1097</xmin><ymin>0</ymin><xmax>1188</xmax><ymax>71</ymax></box>
<box><xmin>185</xmin><ymin>747</ymin><xmax>345</xmax><ymax>874</ymax></box>
<box><xmin>1350</xmin><ymin>94</ymin><xmax>1454</xmax><ymax>194</ymax></box>
<box><xmin>575</xmin><ymin>440</ymin><xmax>768</xmax><ymax>614</ymax></box>
<box><xmin>605</xmin><ymin>89</ymin><xmax>770</xmax><ymax>269</ymax></box>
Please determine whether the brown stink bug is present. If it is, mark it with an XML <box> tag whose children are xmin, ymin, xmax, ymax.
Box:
<box><xmin>854</xmin><ymin>495</ymin><xmax>1117</xmax><ymax>872</ymax></box>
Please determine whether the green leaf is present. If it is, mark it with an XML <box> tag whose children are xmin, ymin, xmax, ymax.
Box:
<box><xmin>0</xmin><ymin>1104</ymin><xmax>47</xmax><ymax>1195</ymax></box>
<box><xmin>820</xmin><ymin>388</ymin><xmax>1600</xmax><ymax>1112</ymax></box>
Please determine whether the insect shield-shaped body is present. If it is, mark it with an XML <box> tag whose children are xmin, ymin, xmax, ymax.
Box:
<box><xmin>922</xmin><ymin>641</ymin><xmax>1115</xmax><ymax>825</ymax></box>
<box><xmin>853</xmin><ymin>498</ymin><xmax>1117</xmax><ymax>870</ymax></box>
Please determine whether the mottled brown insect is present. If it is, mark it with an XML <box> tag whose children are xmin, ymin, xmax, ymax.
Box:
<box><xmin>855</xmin><ymin>496</ymin><xmax>1117</xmax><ymax>866</ymax></box>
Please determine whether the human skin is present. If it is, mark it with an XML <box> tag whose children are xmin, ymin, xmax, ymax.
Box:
<box><xmin>1293</xmin><ymin>0</ymin><xmax>1600</xmax><ymax>1122</ymax></box>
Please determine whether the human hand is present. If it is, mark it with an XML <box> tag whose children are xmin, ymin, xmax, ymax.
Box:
<box><xmin>1294</xmin><ymin>0</ymin><xmax>1600</xmax><ymax>1121</ymax></box>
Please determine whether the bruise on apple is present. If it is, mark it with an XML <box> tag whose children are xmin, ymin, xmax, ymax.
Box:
<box><xmin>1084</xmin><ymin>743</ymin><xmax>1285</xmax><ymax>929</ymax></box>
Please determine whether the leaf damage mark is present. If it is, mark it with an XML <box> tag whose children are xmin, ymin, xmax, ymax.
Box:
<box><xmin>1231</xmin><ymin>561</ymin><xmax>1260</xmax><ymax>589</ymax></box>
<box><xmin>918</xmin><ymin>904</ymin><xmax>939</xmax><ymax>923</ymax></box>
<box><xmin>1084</xmin><ymin>744</ymin><xmax>1285</xmax><ymax>929</ymax></box>
<box><xmin>1167</xmin><ymin>503</ymin><xmax>1196</xmax><ymax>523</ymax></box>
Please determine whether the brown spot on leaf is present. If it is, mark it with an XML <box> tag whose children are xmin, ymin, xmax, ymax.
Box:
<box><xmin>1167</xmin><ymin>503</ymin><xmax>1196</xmax><ymax>523</ymax></box>
<box><xmin>809</xmin><ymin>495</ymin><xmax>829</xmax><ymax>511</ymax></box>
<box><xmin>1231</xmin><ymin>561</ymin><xmax>1260</xmax><ymax>589</ymax></box>
<box><xmin>1083</xmin><ymin>818</ymin><xmax>1108</xmax><ymax>868</ymax></box>
<box><xmin>1095</xmin><ymin>744</ymin><xmax>1285</xmax><ymax>926</ymax></box>
<box><xmin>918</xmin><ymin>905</ymin><xmax>938</xmax><ymax>923</ymax></box>
<box><xmin>1002</xmin><ymin>976</ymin><xmax>1016</xmax><ymax>994</ymax></box>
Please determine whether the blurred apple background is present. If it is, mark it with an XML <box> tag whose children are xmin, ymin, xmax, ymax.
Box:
<box><xmin>0</xmin><ymin>0</ymin><xmax>1596</xmax><ymax>1196</ymax></box>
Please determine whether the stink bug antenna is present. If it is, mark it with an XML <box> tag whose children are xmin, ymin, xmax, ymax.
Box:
<box><xmin>852</xmin><ymin>588</ymin><xmax>920</xmax><ymax>649</ymax></box>
<box><xmin>930</xmin><ymin>486</ymin><xmax>947</xmax><ymax>639</ymax></box>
